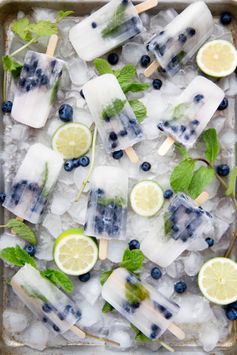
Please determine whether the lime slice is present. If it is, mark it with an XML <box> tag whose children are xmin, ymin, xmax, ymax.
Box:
<box><xmin>198</xmin><ymin>257</ymin><xmax>237</xmax><ymax>305</ymax></box>
<box><xmin>53</xmin><ymin>228</ymin><xmax>98</xmax><ymax>275</ymax></box>
<box><xmin>197</xmin><ymin>40</ymin><xmax>237</xmax><ymax>77</ymax></box>
<box><xmin>130</xmin><ymin>180</ymin><xmax>164</xmax><ymax>217</ymax></box>
<box><xmin>52</xmin><ymin>123</ymin><xmax>92</xmax><ymax>159</ymax></box>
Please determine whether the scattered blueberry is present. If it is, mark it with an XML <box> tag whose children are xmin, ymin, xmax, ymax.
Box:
<box><xmin>174</xmin><ymin>281</ymin><xmax>187</xmax><ymax>293</ymax></box>
<box><xmin>24</xmin><ymin>244</ymin><xmax>36</xmax><ymax>257</ymax></box>
<box><xmin>112</xmin><ymin>150</ymin><xmax>124</xmax><ymax>160</ymax></box>
<box><xmin>64</xmin><ymin>160</ymin><xmax>74</xmax><ymax>172</ymax></box>
<box><xmin>163</xmin><ymin>189</ymin><xmax>173</xmax><ymax>199</ymax></box>
<box><xmin>80</xmin><ymin>89</ymin><xmax>85</xmax><ymax>99</ymax></box>
<box><xmin>108</xmin><ymin>53</ymin><xmax>119</xmax><ymax>65</ymax></box>
<box><xmin>225</xmin><ymin>307</ymin><xmax>237</xmax><ymax>320</ymax></box>
<box><xmin>128</xmin><ymin>239</ymin><xmax>140</xmax><ymax>250</ymax></box>
<box><xmin>1</xmin><ymin>101</ymin><xmax>13</xmax><ymax>113</ymax></box>
<box><xmin>58</xmin><ymin>104</ymin><xmax>73</xmax><ymax>122</ymax></box>
<box><xmin>140</xmin><ymin>161</ymin><xmax>151</xmax><ymax>172</ymax></box>
<box><xmin>220</xmin><ymin>11</ymin><xmax>232</xmax><ymax>26</ymax></box>
<box><xmin>79</xmin><ymin>156</ymin><xmax>90</xmax><ymax>167</ymax></box>
<box><xmin>140</xmin><ymin>55</ymin><xmax>151</xmax><ymax>68</ymax></box>
<box><xmin>152</xmin><ymin>79</ymin><xmax>162</xmax><ymax>90</ymax></box>
<box><xmin>194</xmin><ymin>94</ymin><xmax>204</xmax><ymax>103</ymax></box>
<box><xmin>78</xmin><ymin>272</ymin><xmax>91</xmax><ymax>282</ymax></box>
<box><xmin>187</xmin><ymin>27</ymin><xmax>196</xmax><ymax>36</ymax></box>
<box><xmin>42</xmin><ymin>303</ymin><xmax>52</xmax><ymax>313</ymax></box>
<box><xmin>217</xmin><ymin>97</ymin><xmax>228</xmax><ymax>110</ymax></box>
<box><xmin>0</xmin><ymin>192</ymin><xmax>6</xmax><ymax>204</ymax></box>
<box><xmin>205</xmin><ymin>237</ymin><xmax>214</xmax><ymax>247</ymax></box>
<box><xmin>178</xmin><ymin>33</ymin><xmax>187</xmax><ymax>44</ymax></box>
<box><xmin>72</xmin><ymin>158</ymin><xmax>81</xmax><ymax>168</ymax></box>
<box><xmin>216</xmin><ymin>164</ymin><xmax>230</xmax><ymax>177</ymax></box>
<box><xmin>151</xmin><ymin>267</ymin><xmax>162</xmax><ymax>280</ymax></box>
<box><xmin>91</xmin><ymin>21</ymin><xmax>97</xmax><ymax>28</ymax></box>
<box><xmin>109</xmin><ymin>132</ymin><xmax>118</xmax><ymax>141</ymax></box>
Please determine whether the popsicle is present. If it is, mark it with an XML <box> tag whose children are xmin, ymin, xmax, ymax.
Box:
<box><xmin>157</xmin><ymin>76</ymin><xmax>225</xmax><ymax>155</ymax></box>
<box><xmin>11</xmin><ymin>35</ymin><xmax>64</xmax><ymax>128</ymax></box>
<box><xmin>102</xmin><ymin>267</ymin><xmax>185</xmax><ymax>340</ymax></box>
<box><xmin>83</xmin><ymin>74</ymin><xmax>143</xmax><ymax>163</ymax></box>
<box><xmin>84</xmin><ymin>166</ymin><xmax>128</xmax><ymax>260</ymax></box>
<box><xmin>141</xmin><ymin>192</ymin><xmax>212</xmax><ymax>267</ymax></box>
<box><xmin>69</xmin><ymin>0</ymin><xmax>158</xmax><ymax>62</ymax></box>
<box><xmin>3</xmin><ymin>143</ymin><xmax>63</xmax><ymax>224</ymax></box>
<box><xmin>144</xmin><ymin>1</ymin><xmax>214</xmax><ymax>77</ymax></box>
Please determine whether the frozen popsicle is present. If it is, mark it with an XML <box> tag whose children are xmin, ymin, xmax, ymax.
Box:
<box><xmin>157</xmin><ymin>76</ymin><xmax>225</xmax><ymax>155</ymax></box>
<box><xmin>144</xmin><ymin>1</ymin><xmax>214</xmax><ymax>77</ymax></box>
<box><xmin>69</xmin><ymin>0</ymin><xmax>158</xmax><ymax>62</ymax></box>
<box><xmin>11</xmin><ymin>35</ymin><xmax>64</xmax><ymax>128</ymax></box>
<box><xmin>141</xmin><ymin>192</ymin><xmax>212</xmax><ymax>267</ymax></box>
<box><xmin>85</xmin><ymin>166</ymin><xmax>128</xmax><ymax>260</ymax></box>
<box><xmin>83</xmin><ymin>74</ymin><xmax>143</xmax><ymax>163</ymax></box>
<box><xmin>102</xmin><ymin>267</ymin><xmax>185</xmax><ymax>340</ymax></box>
<box><xmin>3</xmin><ymin>143</ymin><xmax>63</xmax><ymax>224</ymax></box>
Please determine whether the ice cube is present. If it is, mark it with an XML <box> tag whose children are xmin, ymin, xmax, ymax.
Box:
<box><xmin>122</xmin><ymin>42</ymin><xmax>146</xmax><ymax>65</ymax></box>
<box><xmin>213</xmin><ymin>216</ymin><xmax>230</xmax><ymax>242</ymax></box>
<box><xmin>73</xmin><ymin>166</ymin><xmax>90</xmax><ymax>192</ymax></box>
<box><xmin>10</xmin><ymin>124</ymin><xmax>29</xmax><ymax>142</ymax></box>
<box><xmin>50</xmin><ymin>193</ymin><xmax>73</xmax><ymax>215</ymax></box>
<box><xmin>21</xmin><ymin>320</ymin><xmax>50</xmax><ymax>351</ymax></box>
<box><xmin>109</xmin><ymin>330</ymin><xmax>133</xmax><ymax>349</ymax></box>
<box><xmin>108</xmin><ymin>240</ymin><xmax>127</xmax><ymax>263</ymax></box>
<box><xmin>77</xmin><ymin>299</ymin><xmax>102</xmax><ymax>328</ymax></box>
<box><xmin>215</xmin><ymin>198</ymin><xmax>235</xmax><ymax>224</ymax></box>
<box><xmin>42</xmin><ymin>213</ymin><xmax>63</xmax><ymax>238</ymax></box>
<box><xmin>3</xmin><ymin>308</ymin><xmax>30</xmax><ymax>333</ymax></box>
<box><xmin>187</xmin><ymin>236</ymin><xmax>208</xmax><ymax>252</ymax></box>
<box><xmin>47</xmin><ymin>118</ymin><xmax>62</xmax><ymax>137</ymax></box>
<box><xmin>208</xmin><ymin>116</ymin><xmax>226</xmax><ymax>134</ymax></box>
<box><xmin>220</xmin><ymin>129</ymin><xmax>237</xmax><ymax>149</ymax></box>
<box><xmin>150</xmin><ymin>9</ymin><xmax>178</xmax><ymax>33</ymax></box>
<box><xmin>68</xmin><ymin>57</ymin><xmax>91</xmax><ymax>86</ymax></box>
<box><xmin>78</xmin><ymin>277</ymin><xmax>101</xmax><ymax>306</ymax></box>
<box><xmin>73</xmin><ymin>108</ymin><xmax>93</xmax><ymax>127</ymax></box>
<box><xmin>68</xmin><ymin>197</ymin><xmax>88</xmax><ymax>225</ymax></box>
<box><xmin>35</xmin><ymin>232</ymin><xmax>54</xmax><ymax>261</ymax></box>
<box><xmin>182</xmin><ymin>252</ymin><xmax>204</xmax><ymax>276</ymax></box>
<box><xmin>0</xmin><ymin>232</ymin><xmax>25</xmax><ymax>251</ymax></box>
<box><xmin>166</xmin><ymin>260</ymin><xmax>184</xmax><ymax>278</ymax></box>
<box><xmin>156</xmin><ymin>276</ymin><xmax>174</xmax><ymax>298</ymax></box>
<box><xmin>198</xmin><ymin>322</ymin><xmax>220</xmax><ymax>352</ymax></box>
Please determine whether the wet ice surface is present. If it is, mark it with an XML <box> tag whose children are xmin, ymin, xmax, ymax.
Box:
<box><xmin>1</xmin><ymin>6</ymin><xmax>236</xmax><ymax>353</ymax></box>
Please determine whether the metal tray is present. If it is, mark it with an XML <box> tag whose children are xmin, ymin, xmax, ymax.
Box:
<box><xmin>0</xmin><ymin>0</ymin><xmax>237</xmax><ymax>353</ymax></box>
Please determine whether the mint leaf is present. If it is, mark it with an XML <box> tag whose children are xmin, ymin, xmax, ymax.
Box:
<box><xmin>101</xmin><ymin>99</ymin><xmax>126</xmax><ymax>120</ymax></box>
<box><xmin>100</xmin><ymin>270</ymin><xmax>113</xmax><ymax>285</ymax></box>
<box><xmin>102</xmin><ymin>301</ymin><xmax>114</xmax><ymax>313</ymax></box>
<box><xmin>6</xmin><ymin>219</ymin><xmax>37</xmax><ymax>245</ymax></box>
<box><xmin>175</xmin><ymin>143</ymin><xmax>190</xmax><ymax>159</ymax></box>
<box><xmin>115</xmin><ymin>64</ymin><xmax>136</xmax><ymax>84</ymax></box>
<box><xmin>202</xmin><ymin>128</ymin><xmax>219</xmax><ymax>164</ymax></box>
<box><xmin>130</xmin><ymin>324</ymin><xmax>150</xmax><ymax>343</ymax></box>
<box><xmin>50</xmin><ymin>79</ymin><xmax>60</xmax><ymax>104</ymax></box>
<box><xmin>170</xmin><ymin>159</ymin><xmax>195</xmax><ymax>193</ymax></box>
<box><xmin>102</xmin><ymin>3</ymin><xmax>126</xmax><ymax>38</ymax></box>
<box><xmin>121</xmin><ymin>81</ymin><xmax>150</xmax><ymax>94</ymax></box>
<box><xmin>2</xmin><ymin>56</ymin><xmax>23</xmax><ymax>77</ymax></box>
<box><xmin>56</xmin><ymin>10</ymin><xmax>74</xmax><ymax>22</ymax></box>
<box><xmin>125</xmin><ymin>280</ymin><xmax>149</xmax><ymax>304</ymax></box>
<box><xmin>15</xmin><ymin>245</ymin><xmax>36</xmax><ymax>267</ymax></box>
<box><xmin>93</xmin><ymin>58</ymin><xmax>113</xmax><ymax>75</ymax></box>
<box><xmin>129</xmin><ymin>99</ymin><xmax>147</xmax><ymax>123</ymax></box>
<box><xmin>11</xmin><ymin>17</ymin><xmax>32</xmax><ymax>41</ymax></box>
<box><xmin>21</xmin><ymin>284</ymin><xmax>48</xmax><ymax>303</ymax></box>
<box><xmin>226</xmin><ymin>166</ymin><xmax>237</xmax><ymax>196</ymax></box>
<box><xmin>120</xmin><ymin>249</ymin><xmax>144</xmax><ymax>272</ymax></box>
<box><xmin>188</xmin><ymin>166</ymin><xmax>215</xmax><ymax>199</ymax></box>
<box><xmin>172</xmin><ymin>103</ymin><xmax>189</xmax><ymax>120</ymax></box>
<box><xmin>28</xmin><ymin>20</ymin><xmax>58</xmax><ymax>37</ymax></box>
<box><xmin>0</xmin><ymin>245</ymin><xmax>36</xmax><ymax>267</ymax></box>
<box><xmin>41</xmin><ymin>268</ymin><xmax>74</xmax><ymax>293</ymax></box>
<box><xmin>41</xmin><ymin>162</ymin><xmax>49</xmax><ymax>197</ymax></box>
<box><xmin>164</xmin><ymin>212</ymin><xmax>172</xmax><ymax>235</ymax></box>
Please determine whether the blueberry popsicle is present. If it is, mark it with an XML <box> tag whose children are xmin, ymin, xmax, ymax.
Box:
<box><xmin>85</xmin><ymin>166</ymin><xmax>128</xmax><ymax>260</ymax></box>
<box><xmin>141</xmin><ymin>192</ymin><xmax>212</xmax><ymax>267</ymax></box>
<box><xmin>102</xmin><ymin>267</ymin><xmax>185</xmax><ymax>340</ymax></box>
<box><xmin>144</xmin><ymin>1</ymin><xmax>213</xmax><ymax>77</ymax></box>
<box><xmin>157</xmin><ymin>76</ymin><xmax>225</xmax><ymax>155</ymax></box>
<box><xmin>3</xmin><ymin>143</ymin><xmax>63</xmax><ymax>224</ymax></box>
<box><xmin>83</xmin><ymin>74</ymin><xmax>143</xmax><ymax>163</ymax></box>
<box><xmin>12</xmin><ymin>35</ymin><xmax>64</xmax><ymax>128</ymax></box>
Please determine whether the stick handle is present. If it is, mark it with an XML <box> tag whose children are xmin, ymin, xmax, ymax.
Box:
<box><xmin>99</xmin><ymin>239</ymin><xmax>108</xmax><ymax>260</ymax></box>
<box><xmin>70</xmin><ymin>325</ymin><xmax>86</xmax><ymax>338</ymax></box>
<box><xmin>158</xmin><ymin>136</ymin><xmax>175</xmax><ymax>156</ymax></box>
<box><xmin>167</xmin><ymin>323</ymin><xmax>185</xmax><ymax>340</ymax></box>
<box><xmin>125</xmin><ymin>146</ymin><xmax>139</xmax><ymax>163</ymax></box>
<box><xmin>144</xmin><ymin>60</ymin><xmax>160</xmax><ymax>77</ymax></box>
<box><xmin>194</xmin><ymin>191</ymin><xmax>209</xmax><ymax>206</ymax></box>
<box><xmin>46</xmin><ymin>34</ymin><xmax>59</xmax><ymax>56</ymax></box>
<box><xmin>135</xmin><ymin>0</ymin><xmax>158</xmax><ymax>14</ymax></box>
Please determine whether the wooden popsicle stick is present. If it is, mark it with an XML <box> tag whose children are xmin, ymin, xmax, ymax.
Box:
<box><xmin>158</xmin><ymin>136</ymin><xmax>175</xmax><ymax>156</ymax></box>
<box><xmin>135</xmin><ymin>0</ymin><xmax>158</xmax><ymax>14</ymax></box>
<box><xmin>194</xmin><ymin>191</ymin><xmax>209</xmax><ymax>206</ymax></box>
<box><xmin>99</xmin><ymin>239</ymin><xmax>108</xmax><ymax>260</ymax></box>
<box><xmin>144</xmin><ymin>60</ymin><xmax>160</xmax><ymax>77</ymax></box>
<box><xmin>46</xmin><ymin>34</ymin><xmax>59</xmax><ymax>57</ymax></box>
<box><xmin>125</xmin><ymin>147</ymin><xmax>139</xmax><ymax>163</ymax></box>
<box><xmin>167</xmin><ymin>323</ymin><xmax>185</xmax><ymax>340</ymax></box>
<box><xmin>70</xmin><ymin>325</ymin><xmax>86</xmax><ymax>338</ymax></box>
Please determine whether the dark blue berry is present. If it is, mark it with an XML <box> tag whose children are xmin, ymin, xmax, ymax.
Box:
<box><xmin>72</xmin><ymin>158</ymin><xmax>81</xmax><ymax>168</ymax></box>
<box><xmin>220</xmin><ymin>11</ymin><xmax>232</xmax><ymax>26</ymax></box>
<box><xmin>178</xmin><ymin>33</ymin><xmax>187</xmax><ymax>43</ymax></box>
<box><xmin>76</xmin><ymin>309</ymin><xmax>82</xmax><ymax>320</ymax></box>
<box><xmin>78</xmin><ymin>272</ymin><xmax>91</xmax><ymax>282</ymax></box>
<box><xmin>40</xmin><ymin>75</ymin><xmax>49</xmax><ymax>86</ymax></box>
<box><xmin>24</xmin><ymin>244</ymin><xmax>36</xmax><ymax>257</ymax></box>
<box><xmin>128</xmin><ymin>239</ymin><xmax>140</xmax><ymax>250</ymax></box>
<box><xmin>0</xmin><ymin>192</ymin><xmax>6</xmax><ymax>204</ymax></box>
<box><xmin>64</xmin><ymin>304</ymin><xmax>73</xmax><ymax>314</ymax></box>
<box><xmin>112</xmin><ymin>150</ymin><xmax>124</xmax><ymax>160</ymax></box>
<box><xmin>225</xmin><ymin>307</ymin><xmax>237</xmax><ymax>320</ymax></box>
<box><xmin>2</xmin><ymin>101</ymin><xmax>13</xmax><ymax>113</ymax></box>
<box><xmin>141</xmin><ymin>161</ymin><xmax>151</xmax><ymax>172</ymax></box>
<box><xmin>185</xmin><ymin>207</ymin><xmax>193</xmax><ymax>214</ymax></box>
<box><xmin>109</xmin><ymin>132</ymin><xmax>118</xmax><ymax>141</ymax></box>
<box><xmin>42</xmin><ymin>317</ymin><xmax>48</xmax><ymax>323</ymax></box>
<box><xmin>80</xmin><ymin>89</ymin><xmax>85</xmax><ymax>99</ymax></box>
<box><xmin>164</xmin><ymin>121</ymin><xmax>169</xmax><ymax>127</ymax></box>
<box><xmin>64</xmin><ymin>160</ymin><xmax>74</xmax><ymax>172</ymax></box>
<box><xmin>150</xmin><ymin>324</ymin><xmax>160</xmax><ymax>339</ymax></box>
<box><xmin>205</xmin><ymin>237</ymin><xmax>214</xmax><ymax>247</ymax></box>
<box><xmin>163</xmin><ymin>189</ymin><xmax>173</xmax><ymax>199</ymax></box>
<box><xmin>216</xmin><ymin>164</ymin><xmax>230</xmax><ymax>177</ymax></box>
<box><xmin>108</xmin><ymin>53</ymin><xmax>119</xmax><ymax>65</ymax></box>
<box><xmin>171</xmin><ymin>125</ymin><xmax>178</xmax><ymax>132</ymax></box>
<box><xmin>218</xmin><ymin>97</ymin><xmax>228</xmax><ymax>110</ymax></box>
<box><xmin>57</xmin><ymin>312</ymin><xmax>65</xmax><ymax>321</ymax></box>
<box><xmin>78</xmin><ymin>156</ymin><xmax>90</xmax><ymax>167</ymax></box>
<box><xmin>36</xmin><ymin>68</ymin><xmax>42</xmax><ymax>76</ymax></box>
<box><xmin>140</xmin><ymin>55</ymin><xmax>151</xmax><ymax>68</ymax></box>
<box><xmin>152</xmin><ymin>79</ymin><xmax>162</xmax><ymax>90</ymax></box>
<box><xmin>151</xmin><ymin>267</ymin><xmax>162</xmax><ymax>280</ymax></box>
<box><xmin>164</xmin><ymin>310</ymin><xmax>172</xmax><ymax>319</ymax></box>
<box><xmin>53</xmin><ymin>324</ymin><xmax>60</xmax><ymax>332</ymax></box>
<box><xmin>194</xmin><ymin>94</ymin><xmax>204</xmax><ymax>103</ymax></box>
<box><xmin>172</xmin><ymin>225</ymin><xmax>179</xmax><ymax>233</ymax></box>
<box><xmin>174</xmin><ymin>281</ymin><xmax>187</xmax><ymax>293</ymax></box>
<box><xmin>19</xmin><ymin>78</ymin><xmax>26</xmax><ymax>88</ymax></box>
<box><xmin>120</xmin><ymin>130</ymin><xmax>127</xmax><ymax>137</ymax></box>
<box><xmin>187</xmin><ymin>27</ymin><xmax>196</xmax><ymax>36</ymax></box>
<box><xmin>91</xmin><ymin>22</ymin><xmax>97</xmax><ymax>28</ymax></box>
<box><xmin>192</xmin><ymin>119</ymin><xmax>200</xmax><ymax>126</ymax></box>
<box><xmin>58</xmin><ymin>104</ymin><xmax>73</xmax><ymax>122</ymax></box>
<box><xmin>42</xmin><ymin>304</ymin><xmax>52</xmax><ymax>313</ymax></box>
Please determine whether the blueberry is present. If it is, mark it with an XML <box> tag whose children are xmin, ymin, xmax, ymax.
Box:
<box><xmin>178</xmin><ymin>33</ymin><xmax>187</xmax><ymax>43</ymax></box>
<box><xmin>36</xmin><ymin>68</ymin><xmax>42</xmax><ymax>76</ymax></box>
<box><xmin>164</xmin><ymin>121</ymin><xmax>169</xmax><ymax>127</ymax></box>
<box><xmin>23</xmin><ymin>64</ymin><xmax>30</xmax><ymax>72</ymax></box>
<box><xmin>2</xmin><ymin>101</ymin><xmax>13</xmax><ymax>113</ymax></box>
<box><xmin>194</xmin><ymin>94</ymin><xmax>204</xmax><ymax>103</ymax></box>
<box><xmin>172</xmin><ymin>225</ymin><xmax>179</xmax><ymax>233</ymax></box>
<box><xmin>64</xmin><ymin>160</ymin><xmax>74</xmax><ymax>172</ymax></box>
<box><xmin>128</xmin><ymin>239</ymin><xmax>140</xmax><ymax>250</ymax></box>
<box><xmin>112</xmin><ymin>150</ymin><xmax>124</xmax><ymax>160</ymax></box>
<box><xmin>120</xmin><ymin>130</ymin><xmax>127</xmax><ymax>137</ymax></box>
<box><xmin>228</xmin><ymin>301</ymin><xmax>237</xmax><ymax>310</ymax></box>
<box><xmin>79</xmin><ymin>156</ymin><xmax>90</xmax><ymax>167</ymax></box>
<box><xmin>111</xmin><ymin>142</ymin><xmax>118</xmax><ymax>149</ymax></box>
<box><xmin>187</xmin><ymin>27</ymin><xmax>196</xmax><ymax>36</ymax></box>
<box><xmin>216</xmin><ymin>164</ymin><xmax>230</xmax><ymax>177</ymax></box>
<box><xmin>64</xmin><ymin>304</ymin><xmax>73</xmax><ymax>314</ymax></box>
<box><xmin>0</xmin><ymin>192</ymin><xmax>6</xmax><ymax>204</ymax></box>
<box><xmin>174</xmin><ymin>281</ymin><xmax>187</xmax><ymax>293</ymax></box>
<box><xmin>220</xmin><ymin>11</ymin><xmax>232</xmax><ymax>26</ymax></box>
<box><xmin>78</xmin><ymin>272</ymin><xmax>91</xmax><ymax>282</ymax></box>
<box><xmin>185</xmin><ymin>207</ymin><xmax>193</xmax><ymax>214</ymax></box>
<box><xmin>184</xmin><ymin>134</ymin><xmax>190</xmax><ymax>140</ymax></box>
<box><xmin>95</xmin><ymin>216</ymin><xmax>104</xmax><ymax>233</ymax></box>
<box><xmin>40</xmin><ymin>75</ymin><xmax>49</xmax><ymax>86</ymax></box>
<box><xmin>205</xmin><ymin>237</ymin><xmax>214</xmax><ymax>247</ymax></box>
<box><xmin>72</xmin><ymin>158</ymin><xmax>81</xmax><ymax>168</ymax></box>
<box><xmin>76</xmin><ymin>309</ymin><xmax>82</xmax><ymax>320</ymax></box>
<box><xmin>140</xmin><ymin>161</ymin><xmax>151</xmax><ymax>172</ymax></box>
<box><xmin>151</xmin><ymin>267</ymin><xmax>162</xmax><ymax>280</ymax></box>
<box><xmin>91</xmin><ymin>21</ymin><xmax>97</xmax><ymax>28</ymax></box>
<box><xmin>53</xmin><ymin>324</ymin><xmax>60</xmax><ymax>332</ymax></box>
<box><xmin>192</xmin><ymin>119</ymin><xmax>200</xmax><ymax>126</ymax></box>
<box><xmin>225</xmin><ymin>307</ymin><xmax>237</xmax><ymax>320</ymax></box>
<box><xmin>58</xmin><ymin>104</ymin><xmax>73</xmax><ymax>122</ymax></box>
<box><xmin>163</xmin><ymin>189</ymin><xmax>173</xmax><ymax>199</ymax></box>
<box><xmin>156</xmin><ymin>44</ymin><xmax>166</xmax><ymax>56</ymax></box>
<box><xmin>19</xmin><ymin>78</ymin><xmax>26</xmax><ymax>88</ymax></box>
<box><xmin>109</xmin><ymin>132</ymin><xmax>118</xmax><ymax>141</ymax></box>
<box><xmin>164</xmin><ymin>310</ymin><xmax>172</xmax><ymax>319</ymax></box>
<box><xmin>123</xmin><ymin>301</ymin><xmax>136</xmax><ymax>314</ymax></box>
<box><xmin>126</xmin><ymin>274</ymin><xmax>137</xmax><ymax>285</ymax></box>
<box><xmin>150</xmin><ymin>324</ymin><xmax>160</xmax><ymax>339</ymax></box>
<box><xmin>171</xmin><ymin>125</ymin><xmax>178</xmax><ymax>132</ymax></box>
<box><xmin>80</xmin><ymin>89</ymin><xmax>85</xmax><ymax>99</ymax></box>
<box><xmin>42</xmin><ymin>317</ymin><xmax>48</xmax><ymax>323</ymax></box>
<box><xmin>107</xmin><ymin>53</ymin><xmax>119</xmax><ymax>65</ymax></box>
<box><xmin>24</xmin><ymin>244</ymin><xmax>36</xmax><ymax>257</ymax></box>
<box><xmin>42</xmin><ymin>303</ymin><xmax>52</xmax><ymax>313</ymax></box>
<box><xmin>140</xmin><ymin>55</ymin><xmax>151</xmax><ymax>68</ymax></box>
<box><xmin>57</xmin><ymin>312</ymin><xmax>65</xmax><ymax>321</ymax></box>
<box><xmin>152</xmin><ymin>79</ymin><xmax>162</xmax><ymax>90</ymax></box>
<box><xmin>218</xmin><ymin>97</ymin><xmax>228</xmax><ymax>110</ymax></box>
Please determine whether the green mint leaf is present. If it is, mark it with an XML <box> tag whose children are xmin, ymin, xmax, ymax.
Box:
<box><xmin>100</xmin><ymin>270</ymin><xmax>113</xmax><ymax>285</ymax></box>
<box><xmin>28</xmin><ymin>20</ymin><xmax>58</xmax><ymax>37</ymax></box>
<box><xmin>41</xmin><ymin>162</ymin><xmax>49</xmax><ymax>197</ymax></box>
<box><xmin>93</xmin><ymin>58</ymin><xmax>113</xmax><ymax>75</ymax></box>
<box><xmin>164</xmin><ymin>212</ymin><xmax>172</xmax><ymax>236</ymax></box>
<box><xmin>175</xmin><ymin>143</ymin><xmax>190</xmax><ymax>159</ymax></box>
<box><xmin>101</xmin><ymin>99</ymin><xmax>126</xmax><ymax>120</ymax></box>
<box><xmin>102</xmin><ymin>3</ymin><xmax>126</xmax><ymax>38</ymax></box>
<box><xmin>6</xmin><ymin>219</ymin><xmax>37</xmax><ymax>245</ymax></box>
<box><xmin>11</xmin><ymin>17</ymin><xmax>32</xmax><ymax>41</ymax></box>
<box><xmin>102</xmin><ymin>301</ymin><xmax>114</xmax><ymax>313</ymax></box>
<box><xmin>226</xmin><ymin>166</ymin><xmax>237</xmax><ymax>196</ymax></box>
<box><xmin>56</xmin><ymin>10</ymin><xmax>74</xmax><ymax>22</ymax></box>
<box><xmin>121</xmin><ymin>81</ymin><xmax>150</xmax><ymax>94</ymax></box>
<box><xmin>21</xmin><ymin>284</ymin><xmax>48</xmax><ymax>303</ymax></box>
<box><xmin>188</xmin><ymin>166</ymin><xmax>215</xmax><ymax>199</ymax></box>
<box><xmin>98</xmin><ymin>196</ymin><xmax>125</xmax><ymax>208</ymax></box>
<box><xmin>128</xmin><ymin>99</ymin><xmax>147</xmax><ymax>123</ymax></box>
<box><xmin>15</xmin><ymin>245</ymin><xmax>37</xmax><ymax>268</ymax></box>
<box><xmin>172</xmin><ymin>103</ymin><xmax>189</xmax><ymax>120</ymax></box>
<box><xmin>202</xmin><ymin>128</ymin><xmax>219</xmax><ymax>164</ymax></box>
<box><xmin>125</xmin><ymin>280</ymin><xmax>149</xmax><ymax>304</ymax></box>
<box><xmin>41</xmin><ymin>268</ymin><xmax>74</xmax><ymax>293</ymax></box>
<box><xmin>50</xmin><ymin>79</ymin><xmax>60</xmax><ymax>104</ymax></box>
<box><xmin>120</xmin><ymin>249</ymin><xmax>144</xmax><ymax>272</ymax></box>
<box><xmin>115</xmin><ymin>64</ymin><xmax>136</xmax><ymax>84</ymax></box>
<box><xmin>170</xmin><ymin>159</ymin><xmax>196</xmax><ymax>193</ymax></box>
<box><xmin>2</xmin><ymin>56</ymin><xmax>23</xmax><ymax>78</ymax></box>
<box><xmin>130</xmin><ymin>324</ymin><xmax>150</xmax><ymax>342</ymax></box>
<box><xmin>0</xmin><ymin>247</ymin><xmax>24</xmax><ymax>266</ymax></box>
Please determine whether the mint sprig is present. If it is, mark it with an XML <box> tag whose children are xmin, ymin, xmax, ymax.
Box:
<box><xmin>202</xmin><ymin>128</ymin><xmax>219</xmax><ymax>164</ymax></box>
<box><xmin>226</xmin><ymin>167</ymin><xmax>237</xmax><ymax>196</ymax></box>
<box><xmin>41</xmin><ymin>268</ymin><xmax>74</xmax><ymax>293</ymax></box>
<box><xmin>101</xmin><ymin>3</ymin><xmax>126</xmax><ymax>38</ymax></box>
<box><xmin>114</xmin><ymin>64</ymin><xmax>136</xmax><ymax>83</ymax></box>
<box><xmin>128</xmin><ymin>99</ymin><xmax>147</xmax><ymax>123</ymax></box>
<box><xmin>0</xmin><ymin>245</ymin><xmax>36</xmax><ymax>268</ymax></box>
<box><xmin>101</xmin><ymin>99</ymin><xmax>126</xmax><ymax>120</ymax></box>
<box><xmin>100</xmin><ymin>269</ymin><xmax>113</xmax><ymax>286</ymax></box>
<box><xmin>120</xmin><ymin>248</ymin><xmax>144</xmax><ymax>272</ymax></box>
<box><xmin>2</xmin><ymin>56</ymin><xmax>22</xmax><ymax>78</ymax></box>
<box><xmin>188</xmin><ymin>166</ymin><xmax>215</xmax><ymax>199</ymax></box>
<box><xmin>102</xmin><ymin>301</ymin><xmax>114</xmax><ymax>313</ymax></box>
<box><xmin>11</xmin><ymin>17</ymin><xmax>32</xmax><ymax>41</ymax></box>
<box><xmin>170</xmin><ymin>159</ymin><xmax>195</xmax><ymax>193</ymax></box>
<box><xmin>0</xmin><ymin>219</ymin><xmax>37</xmax><ymax>245</ymax></box>
<box><xmin>130</xmin><ymin>324</ymin><xmax>150</xmax><ymax>343</ymax></box>
<box><xmin>55</xmin><ymin>10</ymin><xmax>74</xmax><ymax>23</ymax></box>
